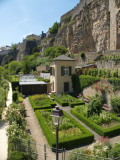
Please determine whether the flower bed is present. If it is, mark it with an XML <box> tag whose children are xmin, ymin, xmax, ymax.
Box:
<box><xmin>71</xmin><ymin>105</ymin><xmax>120</xmax><ymax>137</ymax></box>
<box><xmin>51</xmin><ymin>94</ymin><xmax>84</xmax><ymax>107</ymax></box>
<box><xmin>3</xmin><ymin>103</ymin><xmax>37</xmax><ymax>160</ymax></box>
<box><xmin>29</xmin><ymin>94</ymin><xmax>56</xmax><ymax>110</ymax></box>
<box><xmin>35</xmin><ymin>109</ymin><xmax>94</xmax><ymax>149</ymax></box>
<box><xmin>67</xmin><ymin>137</ymin><xmax>120</xmax><ymax>160</ymax></box>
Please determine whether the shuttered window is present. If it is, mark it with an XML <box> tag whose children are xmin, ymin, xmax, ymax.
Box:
<box><xmin>61</xmin><ymin>66</ymin><xmax>72</xmax><ymax>76</ymax></box>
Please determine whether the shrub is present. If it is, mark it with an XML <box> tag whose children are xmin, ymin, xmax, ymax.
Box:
<box><xmin>71</xmin><ymin>109</ymin><xmax>120</xmax><ymax>137</ymax></box>
<box><xmin>29</xmin><ymin>94</ymin><xmax>56</xmax><ymax>110</ymax></box>
<box><xmin>111</xmin><ymin>96</ymin><xmax>120</xmax><ymax>113</ymax></box>
<box><xmin>80</xmin><ymin>52</ymin><xmax>85</xmax><ymax>59</ymax></box>
<box><xmin>80</xmin><ymin>75</ymin><xmax>100</xmax><ymax>91</ymax></box>
<box><xmin>49</xmin><ymin>22</ymin><xmax>59</xmax><ymax>34</ymax></box>
<box><xmin>51</xmin><ymin>94</ymin><xmax>84</xmax><ymax>107</ymax></box>
<box><xmin>12</xmin><ymin>91</ymin><xmax>18</xmax><ymax>102</ymax></box>
<box><xmin>35</xmin><ymin>109</ymin><xmax>94</xmax><ymax>149</ymax></box>
<box><xmin>87</xmin><ymin>95</ymin><xmax>103</xmax><ymax>116</ymax></box>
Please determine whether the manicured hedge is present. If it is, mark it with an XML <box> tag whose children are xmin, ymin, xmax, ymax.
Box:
<box><xmin>51</xmin><ymin>94</ymin><xmax>84</xmax><ymax>107</ymax></box>
<box><xmin>29</xmin><ymin>95</ymin><xmax>56</xmax><ymax>110</ymax></box>
<box><xmin>71</xmin><ymin>109</ymin><xmax>120</xmax><ymax>137</ymax></box>
<box><xmin>50</xmin><ymin>94</ymin><xmax>68</xmax><ymax>106</ymax></box>
<box><xmin>35</xmin><ymin>109</ymin><xmax>94</xmax><ymax>149</ymax></box>
<box><xmin>79</xmin><ymin>75</ymin><xmax>100</xmax><ymax>90</ymax></box>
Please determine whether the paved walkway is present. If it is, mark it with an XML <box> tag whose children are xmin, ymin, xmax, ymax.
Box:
<box><xmin>23</xmin><ymin>98</ymin><xmax>55</xmax><ymax>160</ymax></box>
<box><xmin>0</xmin><ymin>82</ymin><xmax>12</xmax><ymax>160</ymax></box>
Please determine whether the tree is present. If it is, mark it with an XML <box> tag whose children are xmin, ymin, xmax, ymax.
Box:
<box><xmin>44</xmin><ymin>46</ymin><xmax>67</xmax><ymax>58</ymax></box>
<box><xmin>0</xmin><ymin>66</ymin><xmax>5</xmax><ymax>78</ymax></box>
<box><xmin>8</xmin><ymin>61</ymin><xmax>21</xmax><ymax>74</ymax></box>
<box><xmin>49</xmin><ymin>22</ymin><xmax>59</xmax><ymax>34</ymax></box>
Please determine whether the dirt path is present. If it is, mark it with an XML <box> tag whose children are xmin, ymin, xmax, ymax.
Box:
<box><xmin>23</xmin><ymin>97</ymin><xmax>55</xmax><ymax>160</ymax></box>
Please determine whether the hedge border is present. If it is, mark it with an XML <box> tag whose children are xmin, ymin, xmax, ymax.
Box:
<box><xmin>50</xmin><ymin>94</ymin><xmax>84</xmax><ymax>107</ymax></box>
<box><xmin>35</xmin><ymin>109</ymin><xmax>94</xmax><ymax>149</ymax></box>
<box><xmin>71</xmin><ymin>109</ymin><xmax>120</xmax><ymax>137</ymax></box>
<box><xmin>29</xmin><ymin>96</ymin><xmax>56</xmax><ymax>110</ymax></box>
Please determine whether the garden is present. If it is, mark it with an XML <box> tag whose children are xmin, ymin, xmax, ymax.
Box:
<box><xmin>71</xmin><ymin>95</ymin><xmax>120</xmax><ymax>137</ymax></box>
<box><xmin>35</xmin><ymin>109</ymin><xmax>94</xmax><ymax>149</ymax></box>
<box><xmin>51</xmin><ymin>94</ymin><xmax>84</xmax><ymax>107</ymax></box>
<box><xmin>2</xmin><ymin>103</ymin><xmax>37</xmax><ymax>160</ymax></box>
<box><xmin>67</xmin><ymin>137</ymin><xmax>120</xmax><ymax>160</ymax></box>
<box><xmin>0</xmin><ymin>79</ymin><xmax>9</xmax><ymax>119</ymax></box>
<box><xmin>29</xmin><ymin>94</ymin><xmax>56</xmax><ymax>110</ymax></box>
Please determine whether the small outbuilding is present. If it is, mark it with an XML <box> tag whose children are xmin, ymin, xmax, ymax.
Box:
<box><xmin>50</xmin><ymin>55</ymin><xmax>76</xmax><ymax>94</ymax></box>
<box><xmin>19</xmin><ymin>75</ymin><xmax>47</xmax><ymax>95</ymax></box>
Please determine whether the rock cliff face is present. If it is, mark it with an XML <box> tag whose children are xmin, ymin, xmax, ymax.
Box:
<box><xmin>41</xmin><ymin>0</ymin><xmax>120</xmax><ymax>54</ymax></box>
<box><xmin>1</xmin><ymin>0</ymin><xmax>120</xmax><ymax>64</ymax></box>
<box><xmin>54</xmin><ymin>0</ymin><xmax>110</xmax><ymax>53</ymax></box>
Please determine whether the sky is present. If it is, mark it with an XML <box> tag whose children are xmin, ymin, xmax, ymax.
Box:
<box><xmin>0</xmin><ymin>0</ymin><xmax>79</xmax><ymax>47</ymax></box>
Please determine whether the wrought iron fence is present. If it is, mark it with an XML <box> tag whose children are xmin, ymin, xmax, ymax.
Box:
<box><xmin>12</xmin><ymin>139</ymin><xmax>120</xmax><ymax>160</ymax></box>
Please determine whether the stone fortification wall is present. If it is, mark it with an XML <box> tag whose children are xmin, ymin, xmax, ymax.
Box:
<box><xmin>61</xmin><ymin>0</ymin><xmax>93</xmax><ymax>22</ymax></box>
<box><xmin>55</xmin><ymin>0</ymin><xmax>110</xmax><ymax>53</ymax></box>
<box><xmin>96</xmin><ymin>60</ymin><xmax>120</xmax><ymax>69</ymax></box>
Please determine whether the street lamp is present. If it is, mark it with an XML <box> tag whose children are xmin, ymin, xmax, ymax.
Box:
<box><xmin>50</xmin><ymin>106</ymin><xmax>64</xmax><ymax>160</ymax></box>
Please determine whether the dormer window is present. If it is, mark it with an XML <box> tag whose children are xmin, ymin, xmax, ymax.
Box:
<box><xmin>61</xmin><ymin>66</ymin><xmax>72</xmax><ymax>76</ymax></box>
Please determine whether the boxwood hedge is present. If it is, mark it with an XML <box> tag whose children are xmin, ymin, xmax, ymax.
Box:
<box><xmin>50</xmin><ymin>94</ymin><xmax>84</xmax><ymax>107</ymax></box>
<box><xmin>71</xmin><ymin>109</ymin><xmax>120</xmax><ymax>137</ymax></box>
<box><xmin>35</xmin><ymin>109</ymin><xmax>94</xmax><ymax>149</ymax></box>
<box><xmin>29</xmin><ymin>95</ymin><xmax>56</xmax><ymax>110</ymax></box>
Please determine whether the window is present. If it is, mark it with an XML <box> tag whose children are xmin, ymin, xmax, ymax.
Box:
<box><xmin>61</xmin><ymin>66</ymin><xmax>72</xmax><ymax>76</ymax></box>
<box><xmin>64</xmin><ymin>82</ymin><xmax>69</xmax><ymax>92</ymax></box>
<box><xmin>64</xmin><ymin>67</ymin><xmax>69</xmax><ymax>76</ymax></box>
<box><xmin>50</xmin><ymin>67</ymin><xmax>55</xmax><ymax>75</ymax></box>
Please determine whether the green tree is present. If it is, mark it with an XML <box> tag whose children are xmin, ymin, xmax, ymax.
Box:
<box><xmin>44</xmin><ymin>46</ymin><xmax>67</xmax><ymax>58</ymax></box>
<box><xmin>8</xmin><ymin>61</ymin><xmax>21</xmax><ymax>74</ymax></box>
<box><xmin>49</xmin><ymin>22</ymin><xmax>59</xmax><ymax>34</ymax></box>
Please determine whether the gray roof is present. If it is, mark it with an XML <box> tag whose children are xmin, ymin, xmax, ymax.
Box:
<box><xmin>76</xmin><ymin>64</ymin><xmax>96</xmax><ymax>69</ymax></box>
<box><xmin>53</xmin><ymin>55</ymin><xmax>75</xmax><ymax>61</ymax></box>
<box><xmin>19</xmin><ymin>81</ymin><xmax>46</xmax><ymax>85</ymax></box>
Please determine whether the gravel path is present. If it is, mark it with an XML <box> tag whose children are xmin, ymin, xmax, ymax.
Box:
<box><xmin>0</xmin><ymin>82</ymin><xmax>12</xmax><ymax>160</ymax></box>
<box><xmin>23</xmin><ymin>97</ymin><xmax>55</xmax><ymax>160</ymax></box>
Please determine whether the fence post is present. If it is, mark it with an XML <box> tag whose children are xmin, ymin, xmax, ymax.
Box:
<box><xmin>44</xmin><ymin>144</ymin><xmax>47</xmax><ymax>160</ymax></box>
<box><xmin>63</xmin><ymin>148</ymin><xmax>65</xmax><ymax>160</ymax></box>
<box><xmin>62</xmin><ymin>148</ymin><xmax>64</xmax><ymax>160</ymax></box>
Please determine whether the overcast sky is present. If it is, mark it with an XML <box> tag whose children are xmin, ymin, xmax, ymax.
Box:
<box><xmin>0</xmin><ymin>0</ymin><xmax>79</xmax><ymax>46</ymax></box>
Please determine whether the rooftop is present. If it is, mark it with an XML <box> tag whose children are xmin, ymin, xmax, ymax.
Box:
<box><xmin>53</xmin><ymin>55</ymin><xmax>75</xmax><ymax>61</ymax></box>
<box><xmin>19</xmin><ymin>81</ymin><xmax>46</xmax><ymax>85</ymax></box>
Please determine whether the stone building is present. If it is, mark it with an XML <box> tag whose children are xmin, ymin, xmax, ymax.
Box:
<box><xmin>50</xmin><ymin>55</ymin><xmax>76</xmax><ymax>93</ymax></box>
<box><xmin>54</xmin><ymin>0</ymin><xmax>120</xmax><ymax>53</ymax></box>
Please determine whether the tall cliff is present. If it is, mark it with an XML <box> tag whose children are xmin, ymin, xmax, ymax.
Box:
<box><xmin>41</xmin><ymin>0</ymin><xmax>120</xmax><ymax>54</ymax></box>
<box><xmin>1</xmin><ymin>0</ymin><xmax>120</xmax><ymax>65</ymax></box>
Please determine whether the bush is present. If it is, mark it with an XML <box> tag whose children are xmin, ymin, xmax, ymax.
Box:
<box><xmin>49</xmin><ymin>22</ymin><xmax>59</xmax><ymax>34</ymax></box>
<box><xmin>29</xmin><ymin>94</ymin><xmax>56</xmax><ymax>110</ymax></box>
<box><xmin>87</xmin><ymin>95</ymin><xmax>103</xmax><ymax>116</ymax></box>
<box><xmin>12</xmin><ymin>91</ymin><xmax>18</xmax><ymax>102</ymax></box>
<box><xmin>35</xmin><ymin>109</ymin><xmax>94</xmax><ymax>149</ymax></box>
<box><xmin>80</xmin><ymin>75</ymin><xmax>100</xmax><ymax>91</ymax></box>
<box><xmin>111</xmin><ymin>96</ymin><xmax>120</xmax><ymax>113</ymax></box>
<box><xmin>51</xmin><ymin>94</ymin><xmax>84</xmax><ymax>107</ymax></box>
<box><xmin>8</xmin><ymin>151</ymin><xmax>29</xmax><ymax>160</ymax></box>
<box><xmin>71</xmin><ymin>109</ymin><xmax>120</xmax><ymax>137</ymax></box>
